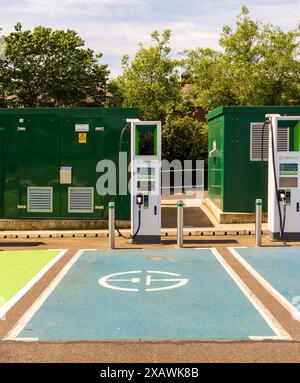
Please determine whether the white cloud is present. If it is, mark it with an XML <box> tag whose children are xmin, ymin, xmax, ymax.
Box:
<box><xmin>250</xmin><ymin>0</ymin><xmax>300</xmax><ymax>28</ymax></box>
<box><xmin>0</xmin><ymin>0</ymin><xmax>147</xmax><ymax>19</ymax></box>
<box><xmin>0</xmin><ymin>0</ymin><xmax>298</xmax><ymax>77</ymax></box>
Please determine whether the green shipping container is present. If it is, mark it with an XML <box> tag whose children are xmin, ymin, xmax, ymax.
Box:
<box><xmin>208</xmin><ymin>106</ymin><xmax>300</xmax><ymax>213</ymax></box>
<box><xmin>0</xmin><ymin>107</ymin><xmax>139</xmax><ymax>221</ymax></box>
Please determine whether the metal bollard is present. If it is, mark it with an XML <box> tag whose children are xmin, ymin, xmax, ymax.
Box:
<box><xmin>177</xmin><ymin>200</ymin><xmax>184</xmax><ymax>248</ymax></box>
<box><xmin>255</xmin><ymin>199</ymin><xmax>262</xmax><ymax>247</ymax></box>
<box><xmin>108</xmin><ymin>202</ymin><xmax>115</xmax><ymax>249</ymax></box>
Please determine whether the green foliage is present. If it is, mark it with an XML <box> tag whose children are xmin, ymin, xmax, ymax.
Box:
<box><xmin>0</xmin><ymin>28</ymin><xmax>6</xmax><ymax>107</ymax></box>
<box><xmin>162</xmin><ymin>114</ymin><xmax>207</xmax><ymax>162</ymax></box>
<box><xmin>106</xmin><ymin>79</ymin><xmax>124</xmax><ymax>107</ymax></box>
<box><xmin>0</xmin><ymin>24</ymin><xmax>109</xmax><ymax>107</ymax></box>
<box><xmin>111</xmin><ymin>30</ymin><xmax>182</xmax><ymax>121</ymax></box>
<box><xmin>110</xmin><ymin>30</ymin><xmax>202</xmax><ymax>161</ymax></box>
<box><xmin>185</xmin><ymin>7</ymin><xmax>300</xmax><ymax>109</ymax></box>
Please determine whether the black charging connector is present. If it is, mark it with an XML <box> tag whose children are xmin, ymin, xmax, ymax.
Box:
<box><xmin>136</xmin><ymin>194</ymin><xmax>143</xmax><ymax>206</ymax></box>
<box><xmin>113</xmin><ymin>123</ymin><xmax>143</xmax><ymax>240</ymax></box>
<box><xmin>277</xmin><ymin>189</ymin><xmax>286</xmax><ymax>204</ymax></box>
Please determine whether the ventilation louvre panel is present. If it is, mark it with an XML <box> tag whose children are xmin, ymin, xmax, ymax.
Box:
<box><xmin>27</xmin><ymin>187</ymin><xmax>53</xmax><ymax>213</ymax></box>
<box><xmin>250</xmin><ymin>123</ymin><xmax>289</xmax><ymax>161</ymax></box>
<box><xmin>277</xmin><ymin>128</ymin><xmax>290</xmax><ymax>152</ymax></box>
<box><xmin>68</xmin><ymin>187</ymin><xmax>94</xmax><ymax>213</ymax></box>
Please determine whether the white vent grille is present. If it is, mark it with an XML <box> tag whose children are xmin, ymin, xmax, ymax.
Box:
<box><xmin>68</xmin><ymin>187</ymin><xmax>94</xmax><ymax>213</ymax></box>
<box><xmin>277</xmin><ymin>127</ymin><xmax>290</xmax><ymax>152</ymax></box>
<box><xmin>27</xmin><ymin>187</ymin><xmax>53</xmax><ymax>213</ymax></box>
<box><xmin>250</xmin><ymin>123</ymin><xmax>289</xmax><ymax>161</ymax></box>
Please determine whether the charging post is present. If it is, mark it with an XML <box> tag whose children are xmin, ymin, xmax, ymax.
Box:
<box><xmin>108</xmin><ymin>201</ymin><xmax>115</xmax><ymax>249</ymax></box>
<box><xmin>267</xmin><ymin>114</ymin><xmax>300</xmax><ymax>241</ymax></box>
<box><xmin>177</xmin><ymin>200</ymin><xmax>184</xmax><ymax>248</ymax></box>
<box><xmin>127</xmin><ymin>119</ymin><xmax>161</xmax><ymax>244</ymax></box>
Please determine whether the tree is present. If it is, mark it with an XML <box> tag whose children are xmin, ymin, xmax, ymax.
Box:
<box><xmin>111</xmin><ymin>30</ymin><xmax>208</xmax><ymax>162</ymax></box>
<box><xmin>0</xmin><ymin>29</ymin><xmax>6</xmax><ymax>106</ymax></box>
<box><xmin>0</xmin><ymin>23</ymin><xmax>109</xmax><ymax>107</ymax></box>
<box><xmin>185</xmin><ymin>6</ymin><xmax>300</xmax><ymax>109</ymax></box>
<box><xmin>162</xmin><ymin>115</ymin><xmax>207</xmax><ymax>162</ymax></box>
<box><xmin>112</xmin><ymin>30</ymin><xmax>182</xmax><ymax>121</ymax></box>
<box><xmin>106</xmin><ymin>79</ymin><xmax>124</xmax><ymax>107</ymax></box>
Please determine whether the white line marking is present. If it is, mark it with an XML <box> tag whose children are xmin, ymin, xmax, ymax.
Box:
<box><xmin>248</xmin><ymin>336</ymin><xmax>287</xmax><ymax>341</ymax></box>
<box><xmin>0</xmin><ymin>249</ymin><xmax>68</xmax><ymax>320</ymax></box>
<box><xmin>229</xmin><ymin>246</ymin><xmax>300</xmax><ymax>322</ymax></box>
<box><xmin>10</xmin><ymin>337</ymin><xmax>39</xmax><ymax>342</ymax></box>
<box><xmin>209</xmin><ymin>247</ymin><xmax>291</xmax><ymax>341</ymax></box>
<box><xmin>3</xmin><ymin>249</ymin><xmax>86</xmax><ymax>341</ymax></box>
<box><xmin>109</xmin><ymin>278</ymin><xmax>140</xmax><ymax>282</ymax></box>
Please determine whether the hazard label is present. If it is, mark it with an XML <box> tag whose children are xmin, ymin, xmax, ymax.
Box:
<box><xmin>78</xmin><ymin>132</ymin><xmax>87</xmax><ymax>143</ymax></box>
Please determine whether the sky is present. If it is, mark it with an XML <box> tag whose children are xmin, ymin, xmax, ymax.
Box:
<box><xmin>0</xmin><ymin>0</ymin><xmax>299</xmax><ymax>78</ymax></box>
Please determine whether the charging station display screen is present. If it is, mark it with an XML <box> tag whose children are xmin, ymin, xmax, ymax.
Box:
<box><xmin>137</xmin><ymin>126</ymin><xmax>156</xmax><ymax>156</ymax></box>
<box><xmin>137</xmin><ymin>181</ymin><xmax>155</xmax><ymax>192</ymax></box>
<box><xmin>279</xmin><ymin>163</ymin><xmax>298</xmax><ymax>175</ymax></box>
<box><xmin>137</xmin><ymin>167</ymin><xmax>155</xmax><ymax>179</ymax></box>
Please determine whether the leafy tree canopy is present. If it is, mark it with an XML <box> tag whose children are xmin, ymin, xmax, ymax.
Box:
<box><xmin>162</xmin><ymin>115</ymin><xmax>207</xmax><ymax>162</ymax></box>
<box><xmin>0</xmin><ymin>23</ymin><xmax>109</xmax><ymax>107</ymax></box>
<box><xmin>112</xmin><ymin>30</ymin><xmax>182</xmax><ymax>121</ymax></box>
<box><xmin>185</xmin><ymin>6</ymin><xmax>300</xmax><ymax>109</ymax></box>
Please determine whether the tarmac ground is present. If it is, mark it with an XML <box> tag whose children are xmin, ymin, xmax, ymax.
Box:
<box><xmin>1</xmin><ymin>234</ymin><xmax>300</xmax><ymax>362</ymax></box>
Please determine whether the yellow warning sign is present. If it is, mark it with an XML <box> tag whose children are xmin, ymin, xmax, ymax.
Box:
<box><xmin>78</xmin><ymin>132</ymin><xmax>87</xmax><ymax>143</ymax></box>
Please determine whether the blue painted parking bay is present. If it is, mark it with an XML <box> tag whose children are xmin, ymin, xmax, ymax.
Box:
<box><xmin>231</xmin><ymin>246</ymin><xmax>300</xmax><ymax>321</ymax></box>
<box><xmin>13</xmin><ymin>248</ymin><xmax>280</xmax><ymax>340</ymax></box>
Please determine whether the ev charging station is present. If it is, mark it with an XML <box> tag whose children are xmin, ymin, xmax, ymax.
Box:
<box><xmin>127</xmin><ymin>119</ymin><xmax>161</xmax><ymax>244</ymax></box>
<box><xmin>267</xmin><ymin>114</ymin><xmax>300</xmax><ymax>241</ymax></box>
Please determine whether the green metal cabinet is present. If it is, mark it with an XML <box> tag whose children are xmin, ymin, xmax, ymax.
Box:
<box><xmin>208</xmin><ymin>106</ymin><xmax>300</xmax><ymax>213</ymax></box>
<box><xmin>0</xmin><ymin>127</ymin><xmax>3</xmax><ymax>217</ymax></box>
<box><xmin>0</xmin><ymin>107</ymin><xmax>138</xmax><ymax>220</ymax></box>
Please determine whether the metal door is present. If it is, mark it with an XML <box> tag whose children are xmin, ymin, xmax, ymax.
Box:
<box><xmin>60</xmin><ymin>117</ymin><xmax>104</xmax><ymax>218</ymax></box>
<box><xmin>17</xmin><ymin>115</ymin><xmax>61</xmax><ymax>218</ymax></box>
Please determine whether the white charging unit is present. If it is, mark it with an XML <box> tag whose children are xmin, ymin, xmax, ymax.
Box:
<box><xmin>127</xmin><ymin>119</ymin><xmax>161</xmax><ymax>244</ymax></box>
<box><xmin>267</xmin><ymin>114</ymin><xmax>300</xmax><ymax>240</ymax></box>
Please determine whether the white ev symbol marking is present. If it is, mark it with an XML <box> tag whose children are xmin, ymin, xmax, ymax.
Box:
<box><xmin>98</xmin><ymin>270</ymin><xmax>189</xmax><ymax>292</ymax></box>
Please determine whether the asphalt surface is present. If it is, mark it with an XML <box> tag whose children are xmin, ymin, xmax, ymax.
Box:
<box><xmin>1</xmin><ymin>235</ymin><xmax>300</xmax><ymax>362</ymax></box>
<box><xmin>161</xmin><ymin>206</ymin><xmax>213</xmax><ymax>228</ymax></box>
<box><xmin>12</xmin><ymin>248</ymin><xmax>278</xmax><ymax>341</ymax></box>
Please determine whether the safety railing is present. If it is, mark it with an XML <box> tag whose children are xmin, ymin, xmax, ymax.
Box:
<box><xmin>161</xmin><ymin>163</ymin><xmax>205</xmax><ymax>196</ymax></box>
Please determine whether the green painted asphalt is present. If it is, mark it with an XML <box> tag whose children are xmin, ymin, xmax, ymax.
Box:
<box><xmin>0</xmin><ymin>250</ymin><xmax>60</xmax><ymax>307</ymax></box>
